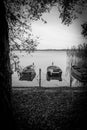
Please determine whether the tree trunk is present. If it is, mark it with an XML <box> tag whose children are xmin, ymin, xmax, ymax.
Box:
<box><xmin>0</xmin><ymin>0</ymin><xmax>16</xmax><ymax>129</ymax></box>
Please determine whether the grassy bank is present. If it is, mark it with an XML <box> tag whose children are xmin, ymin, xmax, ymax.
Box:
<box><xmin>12</xmin><ymin>86</ymin><xmax>87</xmax><ymax>130</ymax></box>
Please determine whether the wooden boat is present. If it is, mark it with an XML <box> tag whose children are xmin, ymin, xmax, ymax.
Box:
<box><xmin>46</xmin><ymin>65</ymin><xmax>62</xmax><ymax>81</ymax></box>
<box><xmin>71</xmin><ymin>65</ymin><xmax>87</xmax><ymax>82</ymax></box>
<box><xmin>17</xmin><ymin>64</ymin><xmax>36</xmax><ymax>81</ymax></box>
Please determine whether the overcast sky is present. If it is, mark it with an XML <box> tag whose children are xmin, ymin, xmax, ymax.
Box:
<box><xmin>32</xmin><ymin>6</ymin><xmax>86</xmax><ymax>49</ymax></box>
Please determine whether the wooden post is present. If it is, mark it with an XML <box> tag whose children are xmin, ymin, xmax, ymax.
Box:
<box><xmin>39</xmin><ymin>68</ymin><xmax>41</xmax><ymax>87</ymax></box>
<box><xmin>15</xmin><ymin>62</ymin><xmax>16</xmax><ymax>71</ymax></box>
<box><xmin>70</xmin><ymin>75</ymin><xmax>72</xmax><ymax>87</ymax></box>
<box><xmin>70</xmin><ymin>62</ymin><xmax>72</xmax><ymax>87</ymax></box>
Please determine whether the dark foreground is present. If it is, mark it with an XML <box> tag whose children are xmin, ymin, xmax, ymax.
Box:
<box><xmin>12</xmin><ymin>86</ymin><xmax>87</xmax><ymax>130</ymax></box>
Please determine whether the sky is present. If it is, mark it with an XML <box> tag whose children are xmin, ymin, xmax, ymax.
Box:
<box><xmin>31</xmin><ymin>6</ymin><xmax>86</xmax><ymax>49</ymax></box>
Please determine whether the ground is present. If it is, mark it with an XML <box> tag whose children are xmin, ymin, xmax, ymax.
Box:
<box><xmin>12</xmin><ymin>86</ymin><xmax>87</xmax><ymax>130</ymax></box>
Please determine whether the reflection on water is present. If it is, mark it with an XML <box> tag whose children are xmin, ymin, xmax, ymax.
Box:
<box><xmin>12</xmin><ymin>50</ymin><xmax>82</xmax><ymax>87</ymax></box>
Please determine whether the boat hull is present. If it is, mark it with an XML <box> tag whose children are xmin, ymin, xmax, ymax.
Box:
<box><xmin>17</xmin><ymin>65</ymin><xmax>36</xmax><ymax>81</ymax></box>
<box><xmin>71</xmin><ymin>65</ymin><xmax>87</xmax><ymax>82</ymax></box>
<box><xmin>46</xmin><ymin>65</ymin><xmax>62</xmax><ymax>81</ymax></box>
<box><xmin>19</xmin><ymin>71</ymin><xmax>36</xmax><ymax>81</ymax></box>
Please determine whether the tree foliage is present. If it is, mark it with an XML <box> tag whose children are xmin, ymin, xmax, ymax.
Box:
<box><xmin>5</xmin><ymin>0</ymin><xmax>87</xmax><ymax>46</ymax></box>
<box><xmin>4</xmin><ymin>0</ymin><xmax>87</xmax><ymax>70</ymax></box>
<box><xmin>81</xmin><ymin>22</ymin><xmax>87</xmax><ymax>38</ymax></box>
<box><xmin>5</xmin><ymin>0</ymin><xmax>42</xmax><ymax>53</ymax></box>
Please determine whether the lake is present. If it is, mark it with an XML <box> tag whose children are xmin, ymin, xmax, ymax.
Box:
<box><xmin>12</xmin><ymin>50</ymin><xmax>79</xmax><ymax>87</ymax></box>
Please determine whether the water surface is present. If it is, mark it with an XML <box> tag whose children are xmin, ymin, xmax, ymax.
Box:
<box><xmin>12</xmin><ymin>50</ymin><xmax>77</xmax><ymax>87</ymax></box>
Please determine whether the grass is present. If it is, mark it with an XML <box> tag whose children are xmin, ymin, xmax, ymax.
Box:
<box><xmin>12</xmin><ymin>86</ymin><xmax>87</xmax><ymax>130</ymax></box>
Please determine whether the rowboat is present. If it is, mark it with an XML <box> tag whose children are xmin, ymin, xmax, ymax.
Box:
<box><xmin>46</xmin><ymin>65</ymin><xmax>62</xmax><ymax>81</ymax></box>
<box><xmin>17</xmin><ymin>64</ymin><xmax>36</xmax><ymax>81</ymax></box>
<box><xmin>71</xmin><ymin>65</ymin><xmax>87</xmax><ymax>82</ymax></box>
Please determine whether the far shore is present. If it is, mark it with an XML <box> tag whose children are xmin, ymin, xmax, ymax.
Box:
<box><xmin>12</xmin><ymin>86</ymin><xmax>87</xmax><ymax>91</ymax></box>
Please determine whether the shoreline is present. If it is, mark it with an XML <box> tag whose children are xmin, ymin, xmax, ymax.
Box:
<box><xmin>12</xmin><ymin>85</ymin><xmax>87</xmax><ymax>92</ymax></box>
